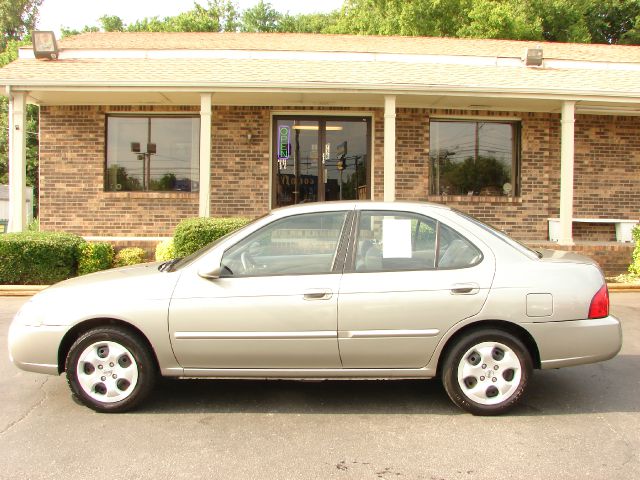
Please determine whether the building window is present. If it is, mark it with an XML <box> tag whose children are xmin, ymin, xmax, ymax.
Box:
<box><xmin>105</xmin><ymin>116</ymin><xmax>200</xmax><ymax>192</ymax></box>
<box><xmin>429</xmin><ymin>120</ymin><xmax>520</xmax><ymax>197</ymax></box>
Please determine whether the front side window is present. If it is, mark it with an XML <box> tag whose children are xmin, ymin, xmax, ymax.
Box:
<box><xmin>221</xmin><ymin>211</ymin><xmax>348</xmax><ymax>277</ymax></box>
<box><xmin>106</xmin><ymin>116</ymin><xmax>200</xmax><ymax>192</ymax></box>
<box><xmin>429</xmin><ymin>120</ymin><xmax>520</xmax><ymax>197</ymax></box>
<box><xmin>355</xmin><ymin>211</ymin><xmax>482</xmax><ymax>272</ymax></box>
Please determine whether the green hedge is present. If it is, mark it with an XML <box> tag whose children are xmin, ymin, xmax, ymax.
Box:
<box><xmin>0</xmin><ymin>232</ymin><xmax>85</xmax><ymax>285</ymax></box>
<box><xmin>173</xmin><ymin>217</ymin><xmax>251</xmax><ymax>257</ymax></box>
<box><xmin>629</xmin><ymin>225</ymin><xmax>640</xmax><ymax>276</ymax></box>
<box><xmin>114</xmin><ymin>247</ymin><xmax>147</xmax><ymax>267</ymax></box>
<box><xmin>155</xmin><ymin>238</ymin><xmax>176</xmax><ymax>261</ymax></box>
<box><xmin>78</xmin><ymin>242</ymin><xmax>115</xmax><ymax>275</ymax></box>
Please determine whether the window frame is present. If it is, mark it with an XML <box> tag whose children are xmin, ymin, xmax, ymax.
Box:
<box><xmin>104</xmin><ymin>113</ymin><xmax>201</xmax><ymax>193</ymax></box>
<box><xmin>428</xmin><ymin>118</ymin><xmax>522</xmax><ymax>198</ymax></box>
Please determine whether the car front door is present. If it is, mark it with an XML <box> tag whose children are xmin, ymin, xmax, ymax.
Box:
<box><xmin>169</xmin><ymin>210</ymin><xmax>350</xmax><ymax>369</ymax></box>
<box><xmin>338</xmin><ymin>210</ymin><xmax>495</xmax><ymax>368</ymax></box>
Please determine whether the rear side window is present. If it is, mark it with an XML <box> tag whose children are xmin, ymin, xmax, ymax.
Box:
<box><xmin>437</xmin><ymin>223</ymin><xmax>482</xmax><ymax>269</ymax></box>
<box><xmin>354</xmin><ymin>211</ymin><xmax>481</xmax><ymax>272</ymax></box>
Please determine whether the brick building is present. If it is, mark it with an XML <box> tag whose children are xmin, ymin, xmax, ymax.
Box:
<box><xmin>0</xmin><ymin>32</ymin><xmax>638</xmax><ymax>273</ymax></box>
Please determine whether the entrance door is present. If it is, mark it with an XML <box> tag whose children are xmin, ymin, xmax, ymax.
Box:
<box><xmin>273</xmin><ymin>116</ymin><xmax>370</xmax><ymax>207</ymax></box>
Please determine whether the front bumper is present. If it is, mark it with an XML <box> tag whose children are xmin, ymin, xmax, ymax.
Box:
<box><xmin>8</xmin><ymin>321</ymin><xmax>67</xmax><ymax>375</ymax></box>
<box><xmin>523</xmin><ymin>315</ymin><xmax>622</xmax><ymax>369</ymax></box>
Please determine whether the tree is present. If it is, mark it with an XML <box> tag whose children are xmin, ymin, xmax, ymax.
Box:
<box><xmin>241</xmin><ymin>1</ymin><xmax>280</xmax><ymax>32</ymax></box>
<box><xmin>584</xmin><ymin>0</ymin><xmax>640</xmax><ymax>44</ymax></box>
<box><xmin>127</xmin><ymin>1</ymin><xmax>239</xmax><ymax>33</ymax></box>
<box><xmin>456</xmin><ymin>0</ymin><xmax>543</xmax><ymax>40</ymax></box>
<box><xmin>0</xmin><ymin>0</ymin><xmax>42</xmax><ymax>50</ymax></box>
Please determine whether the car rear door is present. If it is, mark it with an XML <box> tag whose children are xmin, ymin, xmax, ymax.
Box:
<box><xmin>337</xmin><ymin>210</ymin><xmax>495</xmax><ymax>368</ymax></box>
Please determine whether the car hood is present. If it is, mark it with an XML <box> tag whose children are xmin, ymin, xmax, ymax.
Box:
<box><xmin>47</xmin><ymin>261</ymin><xmax>166</xmax><ymax>291</ymax></box>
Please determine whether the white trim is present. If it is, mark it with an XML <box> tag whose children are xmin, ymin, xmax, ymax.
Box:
<box><xmin>383</xmin><ymin>95</ymin><xmax>396</xmax><ymax>202</ymax></box>
<box><xmin>18</xmin><ymin>46</ymin><xmax>640</xmax><ymax>73</ymax></box>
<box><xmin>430</xmin><ymin>114</ymin><xmax>523</xmax><ymax>121</ymax></box>
<box><xmin>8</xmin><ymin>91</ymin><xmax>27</xmax><ymax>232</ymax></box>
<box><xmin>199</xmin><ymin>93</ymin><xmax>212</xmax><ymax>217</ymax></box>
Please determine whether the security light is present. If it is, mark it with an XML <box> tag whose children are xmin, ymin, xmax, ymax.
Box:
<box><xmin>32</xmin><ymin>31</ymin><xmax>58</xmax><ymax>60</ymax></box>
<box><xmin>524</xmin><ymin>48</ymin><xmax>543</xmax><ymax>67</ymax></box>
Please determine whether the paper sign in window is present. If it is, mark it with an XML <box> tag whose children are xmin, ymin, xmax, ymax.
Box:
<box><xmin>382</xmin><ymin>218</ymin><xmax>412</xmax><ymax>258</ymax></box>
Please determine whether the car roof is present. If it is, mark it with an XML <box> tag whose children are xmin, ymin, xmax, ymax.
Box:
<box><xmin>269</xmin><ymin>200</ymin><xmax>452</xmax><ymax>217</ymax></box>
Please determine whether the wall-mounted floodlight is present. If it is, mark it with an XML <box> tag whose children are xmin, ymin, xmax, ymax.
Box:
<box><xmin>32</xmin><ymin>31</ymin><xmax>59</xmax><ymax>60</ymax></box>
<box><xmin>524</xmin><ymin>47</ymin><xmax>543</xmax><ymax>67</ymax></box>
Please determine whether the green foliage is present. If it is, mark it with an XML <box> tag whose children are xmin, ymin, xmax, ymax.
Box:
<box><xmin>114</xmin><ymin>247</ymin><xmax>147</xmax><ymax>267</ymax></box>
<box><xmin>457</xmin><ymin>0</ymin><xmax>543</xmax><ymax>40</ymax></box>
<box><xmin>174</xmin><ymin>217</ymin><xmax>251</xmax><ymax>257</ymax></box>
<box><xmin>78</xmin><ymin>242</ymin><xmax>115</xmax><ymax>275</ymax></box>
<box><xmin>155</xmin><ymin>238</ymin><xmax>176</xmax><ymax>261</ymax></box>
<box><xmin>0</xmin><ymin>231</ymin><xmax>84</xmax><ymax>284</ymax></box>
<box><xmin>628</xmin><ymin>225</ymin><xmax>640</xmax><ymax>276</ymax></box>
<box><xmin>0</xmin><ymin>0</ymin><xmax>42</xmax><ymax>50</ymax></box>
<box><xmin>241</xmin><ymin>1</ymin><xmax>280</xmax><ymax>32</ymax></box>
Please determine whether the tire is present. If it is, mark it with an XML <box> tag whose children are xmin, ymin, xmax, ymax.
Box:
<box><xmin>441</xmin><ymin>329</ymin><xmax>532</xmax><ymax>416</ymax></box>
<box><xmin>65</xmin><ymin>326</ymin><xmax>156</xmax><ymax>413</ymax></box>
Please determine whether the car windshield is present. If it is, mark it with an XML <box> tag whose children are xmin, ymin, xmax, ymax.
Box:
<box><xmin>163</xmin><ymin>215</ymin><xmax>267</xmax><ymax>272</ymax></box>
<box><xmin>453</xmin><ymin>210</ymin><xmax>542</xmax><ymax>259</ymax></box>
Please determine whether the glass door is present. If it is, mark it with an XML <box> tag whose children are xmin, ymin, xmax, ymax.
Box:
<box><xmin>273</xmin><ymin>116</ymin><xmax>370</xmax><ymax>207</ymax></box>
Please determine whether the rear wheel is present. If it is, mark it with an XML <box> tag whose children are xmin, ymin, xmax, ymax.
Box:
<box><xmin>442</xmin><ymin>329</ymin><xmax>532</xmax><ymax>416</ymax></box>
<box><xmin>65</xmin><ymin>326</ymin><xmax>156</xmax><ymax>413</ymax></box>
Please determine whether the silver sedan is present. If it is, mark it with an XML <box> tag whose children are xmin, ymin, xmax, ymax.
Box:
<box><xmin>8</xmin><ymin>202</ymin><xmax>622</xmax><ymax>415</ymax></box>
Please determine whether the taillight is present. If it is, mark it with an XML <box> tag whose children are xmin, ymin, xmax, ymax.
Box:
<box><xmin>588</xmin><ymin>285</ymin><xmax>609</xmax><ymax>319</ymax></box>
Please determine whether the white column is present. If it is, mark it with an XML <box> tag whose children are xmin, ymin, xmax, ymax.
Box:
<box><xmin>383</xmin><ymin>95</ymin><xmax>396</xmax><ymax>202</ymax></box>
<box><xmin>199</xmin><ymin>93</ymin><xmax>212</xmax><ymax>217</ymax></box>
<box><xmin>559</xmin><ymin>101</ymin><xmax>575</xmax><ymax>245</ymax></box>
<box><xmin>8</xmin><ymin>91</ymin><xmax>27</xmax><ymax>232</ymax></box>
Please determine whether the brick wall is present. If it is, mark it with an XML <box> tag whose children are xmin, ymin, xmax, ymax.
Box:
<box><xmin>39</xmin><ymin>105</ymin><xmax>639</xmax><ymax>247</ymax></box>
<box><xmin>39</xmin><ymin>105</ymin><xmax>199</xmax><ymax>236</ymax></box>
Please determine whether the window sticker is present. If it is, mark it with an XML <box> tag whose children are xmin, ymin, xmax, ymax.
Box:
<box><xmin>382</xmin><ymin>218</ymin><xmax>412</xmax><ymax>258</ymax></box>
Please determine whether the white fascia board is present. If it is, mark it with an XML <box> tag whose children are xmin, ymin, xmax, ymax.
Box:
<box><xmin>17</xmin><ymin>46</ymin><xmax>640</xmax><ymax>72</ymax></box>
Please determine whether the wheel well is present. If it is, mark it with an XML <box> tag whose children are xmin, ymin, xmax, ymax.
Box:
<box><xmin>57</xmin><ymin>318</ymin><xmax>160</xmax><ymax>374</ymax></box>
<box><xmin>436</xmin><ymin>320</ymin><xmax>541</xmax><ymax>377</ymax></box>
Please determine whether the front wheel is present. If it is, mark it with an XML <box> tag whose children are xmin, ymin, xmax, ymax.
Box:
<box><xmin>442</xmin><ymin>329</ymin><xmax>532</xmax><ymax>416</ymax></box>
<box><xmin>65</xmin><ymin>326</ymin><xmax>156</xmax><ymax>413</ymax></box>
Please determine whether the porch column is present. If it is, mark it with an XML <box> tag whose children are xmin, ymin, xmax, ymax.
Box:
<box><xmin>559</xmin><ymin>101</ymin><xmax>575</xmax><ymax>245</ymax></box>
<box><xmin>8</xmin><ymin>91</ymin><xmax>27</xmax><ymax>232</ymax></box>
<box><xmin>383</xmin><ymin>95</ymin><xmax>396</xmax><ymax>201</ymax></box>
<box><xmin>199</xmin><ymin>93</ymin><xmax>212</xmax><ymax>217</ymax></box>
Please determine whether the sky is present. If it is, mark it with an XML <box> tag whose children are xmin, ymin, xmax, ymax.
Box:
<box><xmin>37</xmin><ymin>0</ymin><xmax>346</xmax><ymax>35</ymax></box>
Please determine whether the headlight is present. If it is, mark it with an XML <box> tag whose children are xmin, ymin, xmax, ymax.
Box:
<box><xmin>12</xmin><ymin>298</ymin><xmax>44</xmax><ymax>327</ymax></box>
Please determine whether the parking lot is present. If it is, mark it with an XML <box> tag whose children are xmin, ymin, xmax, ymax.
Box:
<box><xmin>1</xmin><ymin>293</ymin><xmax>639</xmax><ymax>479</ymax></box>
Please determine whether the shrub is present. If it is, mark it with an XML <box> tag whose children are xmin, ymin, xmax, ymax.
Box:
<box><xmin>78</xmin><ymin>242</ymin><xmax>115</xmax><ymax>275</ymax></box>
<box><xmin>155</xmin><ymin>239</ymin><xmax>176</xmax><ymax>262</ymax></box>
<box><xmin>173</xmin><ymin>217</ymin><xmax>251</xmax><ymax>257</ymax></box>
<box><xmin>0</xmin><ymin>231</ymin><xmax>85</xmax><ymax>285</ymax></box>
<box><xmin>114</xmin><ymin>247</ymin><xmax>147</xmax><ymax>268</ymax></box>
<box><xmin>628</xmin><ymin>225</ymin><xmax>640</xmax><ymax>276</ymax></box>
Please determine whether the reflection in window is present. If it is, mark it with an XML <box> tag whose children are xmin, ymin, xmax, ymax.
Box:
<box><xmin>106</xmin><ymin>116</ymin><xmax>200</xmax><ymax>192</ymax></box>
<box><xmin>221</xmin><ymin>212</ymin><xmax>348</xmax><ymax>277</ymax></box>
<box><xmin>429</xmin><ymin>120</ymin><xmax>520</xmax><ymax>197</ymax></box>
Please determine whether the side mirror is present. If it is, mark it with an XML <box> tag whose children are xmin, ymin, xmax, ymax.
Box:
<box><xmin>197</xmin><ymin>266</ymin><xmax>222</xmax><ymax>280</ymax></box>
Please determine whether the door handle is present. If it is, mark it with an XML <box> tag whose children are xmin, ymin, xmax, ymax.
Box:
<box><xmin>304</xmin><ymin>289</ymin><xmax>333</xmax><ymax>300</ymax></box>
<box><xmin>450</xmin><ymin>283</ymin><xmax>480</xmax><ymax>295</ymax></box>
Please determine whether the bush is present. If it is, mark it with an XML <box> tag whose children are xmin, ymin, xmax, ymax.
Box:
<box><xmin>173</xmin><ymin>217</ymin><xmax>251</xmax><ymax>257</ymax></box>
<box><xmin>628</xmin><ymin>225</ymin><xmax>640</xmax><ymax>276</ymax></box>
<box><xmin>114</xmin><ymin>247</ymin><xmax>147</xmax><ymax>268</ymax></box>
<box><xmin>155</xmin><ymin>239</ymin><xmax>176</xmax><ymax>262</ymax></box>
<box><xmin>78</xmin><ymin>242</ymin><xmax>115</xmax><ymax>275</ymax></box>
<box><xmin>0</xmin><ymin>231</ymin><xmax>85</xmax><ymax>285</ymax></box>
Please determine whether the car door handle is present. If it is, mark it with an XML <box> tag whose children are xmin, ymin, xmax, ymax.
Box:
<box><xmin>303</xmin><ymin>289</ymin><xmax>333</xmax><ymax>300</ymax></box>
<box><xmin>450</xmin><ymin>283</ymin><xmax>480</xmax><ymax>295</ymax></box>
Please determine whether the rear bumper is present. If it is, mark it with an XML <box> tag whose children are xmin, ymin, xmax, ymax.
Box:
<box><xmin>8</xmin><ymin>321</ymin><xmax>66</xmax><ymax>375</ymax></box>
<box><xmin>523</xmin><ymin>315</ymin><xmax>622</xmax><ymax>369</ymax></box>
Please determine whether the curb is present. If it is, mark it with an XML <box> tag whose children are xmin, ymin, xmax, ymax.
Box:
<box><xmin>1</xmin><ymin>283</ymin><xmax>639</xmax><ymax>297</ymax></box>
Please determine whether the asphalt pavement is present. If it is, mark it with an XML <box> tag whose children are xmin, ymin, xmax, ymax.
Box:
<box><xmin>1</xmin><ymin>294</ymin><xmax>639</xmax><ymax>480</ymax></box>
